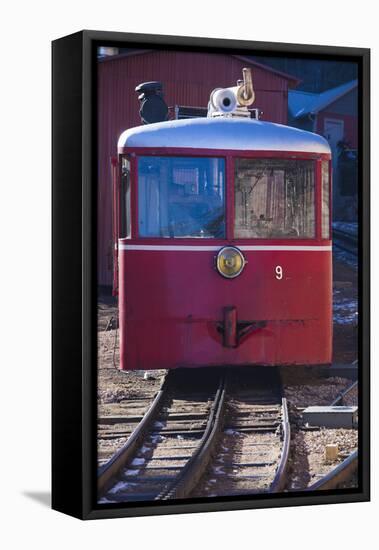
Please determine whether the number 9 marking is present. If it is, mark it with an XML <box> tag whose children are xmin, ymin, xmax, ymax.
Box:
<box><xmin>275</xmin><ymin>265</ymin><xmax>283</xmax><ymax>280</ymax></box>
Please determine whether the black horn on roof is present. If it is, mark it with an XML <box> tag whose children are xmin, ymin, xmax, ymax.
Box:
<box><xmin>135</xmin><ymin>81</ymin><xmax>169</xmax><ymax>125</ymax></box>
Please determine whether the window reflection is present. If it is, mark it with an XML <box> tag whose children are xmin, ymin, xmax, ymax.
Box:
<box><xmin>321</xmin><ymin>160</ymin><xmax>330</xmax><ymax>239</ymax></box>
<box><xmin>138</xmin><ymin>157</ymin><xmax>225</xmax><ymax>238</ymax></box>
<box><xmin>234</xmin><ymin>159</ymin><xmax>315</xmax><ymax>239</ymax></box>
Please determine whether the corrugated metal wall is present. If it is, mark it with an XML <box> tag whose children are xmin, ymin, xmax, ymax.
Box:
<box><xmin>98</xmin><ymin>50</ymin><xmax>293</xmax><ymax>286</ymax></box>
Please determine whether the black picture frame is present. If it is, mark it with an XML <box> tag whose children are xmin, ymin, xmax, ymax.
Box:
<box><xmin>52</xmin><ymin>30</ymin><xmax>370</xmax><ymax>520</ymax></box>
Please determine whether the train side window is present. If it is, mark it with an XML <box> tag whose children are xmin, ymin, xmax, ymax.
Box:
<box><xmin>321</xmin><ymin>161</ymin><xmax>330</xmax><ymax>239</ymax></box>
<box><xmin>138</xmin><ymin>156</ymin><xmax>225</xmax><ymax>238</ymax></box>
<box><xmin>121</xmin><ymin>157</ymin><xmax>131</xmax><ymax>238</ymax></box>
<box><xmin>234</xmin><ymin>159</ymin><xmax>315</xmax><ymax>239</ymax></box>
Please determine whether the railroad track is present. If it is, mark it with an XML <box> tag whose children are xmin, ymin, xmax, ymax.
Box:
<box><xmin>98</xmin><ymin>368</ymin><xmax>226</xmax><ymax>503</ymax></box>
<box><xmin>310</xmin><ymin>380</ymin><xmax>359</xmax><ymax>490</ymax></box>
<box><xmin>331</xmin><ymin>379</ymin><xmax>358</xmax><ymax>406</ymax></box>
<box><xmin>192</xmin><ymin>367</ymin><xmax>290</xmax><ymax>497</ymax></box>
<box><xmin>333</xmin><ymin>228</ymin><xmax>358</xmax><ymax>257</ymax></box>
<box><xmin>97</xmin><ymin>393</ymin><xmax>165</xmax><ymax>468</ymax></box>
<box><xmin>303</xmin><ymin>379</ymin><xmax>359</xmax><ymax>492</ymax></box>
<box><xmin>98</xmin><ymin>367</ymin><xmax>290</xmax><ymax>503</ymax></box>
<box><xmin>307</xmin><ymin>450</ymin><xmax>358</xmax><ymax>491</ymax></box>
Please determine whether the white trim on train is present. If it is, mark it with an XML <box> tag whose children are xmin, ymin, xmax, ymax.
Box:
<box><xmin>118</xmin><ymin>244</ymin><xmax>332</xmax><ymax>252</ymax></box>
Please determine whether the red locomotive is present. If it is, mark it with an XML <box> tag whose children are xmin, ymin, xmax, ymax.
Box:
<box><xmin>112</xmin><ymin>69</ymin><xmax>332</xmax><ymax>371</ymax></box>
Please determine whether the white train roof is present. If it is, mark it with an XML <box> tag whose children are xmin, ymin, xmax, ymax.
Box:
<box><xmin>118</xmin><ymin>117</ymin><xmax>331</xmax><ymax>154</ymax></box>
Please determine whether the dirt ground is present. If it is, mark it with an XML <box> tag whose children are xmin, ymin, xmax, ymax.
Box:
<box><xmin>97</xmin><ymin>294</ymin><xmax>166</xmax><ymax>467</ymax></box>
<box><xmin>282</xmin><ymin>374</ymin><xmax>357</xmax><ymax>407</ymax></box>
<box><xmin>287</xmin><ymin>426</ymin><xmax>358</xmax><ymax>490</ymax></box>
<box><xmin>97</xmin><ymin>294</ymin><xmax>165</xmax><ymax>404</ymax></box>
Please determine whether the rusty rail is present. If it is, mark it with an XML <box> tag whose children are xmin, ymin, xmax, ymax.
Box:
<box><xmin>97</xmin><ymin>373</ymin><xmax>169</xmax><ymax>495</ymax></box>
<box><xmin>331</xmin><ymin>380</ymin><xmax>358</xmax><ymax>406</ymax></box>
<box><xmin>307</xmin><ymin>450</ymin><xmax>358</xmax><ymax>491</ymax></box>
<box><xmin>333</xmin><ymin>228</ymin><xmax>358</xmax><ymax>257</ymax></box>
<box><xmin>158</xmin><ymin>375</ymin><xmax>227</xmax><ymax>500</ymax></box>
<box><xmin>270</xmin><ymin>398</ymin><xmax>291</xmax><ymax>492</ymax></box>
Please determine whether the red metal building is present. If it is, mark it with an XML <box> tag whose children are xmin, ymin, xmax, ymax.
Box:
<box><xmin>98</xmin><ymin>50</ymin><xmax>299</xmax><ymax>286</ymax></box>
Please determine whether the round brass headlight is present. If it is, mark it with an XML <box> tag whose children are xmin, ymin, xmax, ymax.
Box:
<box><xmin>216</xmin><ymin>246</ymin><xmax>246</xmax><ymax>279</ymax></box>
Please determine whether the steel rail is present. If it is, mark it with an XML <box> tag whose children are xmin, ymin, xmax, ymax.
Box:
<box><xmin>333</xmin><ymin>229</ymin><xmax>358</xmax><ymax>256</ymax></box>
<box><xmin>97</xmin><ymin>373</ymin><xmax>169</xmax><ymax>495</ymax></box>
<box><xmin>307</xmin><ymin>450</ymin><xmax>358</xmax><ymax>491</ymax></box>
<box><xmin>304</xmin><ymin>385</ymin><xmax>358</xmax><ymax>491</ymax></box>
<box><xmin>269</xmin><ymin>397</ymin><xmax>291</xmax><ymax>492</ymax></box>
<box><xmin>333</xmin><ymin>228</ymin><xmax>358</xmax><ymax>244</ymax></box>
<box><xmin>331</xmin><ymin>379</ymin><xmax>358</xmax><ymax>406</ymax></box>
<box><xmin>158</xmin><ymin>375</ymin><xmax>227</xmax><ymax>500</ymax></box>
<box><xmin>334</xmin><ymin>241</ymin><xmax>357</xmax><ymax>256</ymax></box>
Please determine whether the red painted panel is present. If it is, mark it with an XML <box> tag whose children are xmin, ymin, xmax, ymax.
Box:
<box><xmin>111</xmin><ymin>157</ymin><xmax>119</xmax><ymax>295</ymax></box>
<box><xmin>118</xmin><ymin>245</ymin><xmax>332</xmax><ymax>369</ymax></box>
<box><xmin>98</xmin><ymin>51</ymin><xmax>294</xmax><ymax>285</ymax></box>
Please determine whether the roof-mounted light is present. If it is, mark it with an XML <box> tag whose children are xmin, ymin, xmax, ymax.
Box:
<box><xmin>208</xmin><ymin>68</ymin><xmax>255</xmax><ymax>119</ymax></box>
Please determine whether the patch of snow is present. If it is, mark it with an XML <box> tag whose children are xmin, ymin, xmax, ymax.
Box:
<box><xmin>98</xmin><ymin>497</ymin><xmax>117</xmax><ymax>504</ymax></box>
<box><xmin>131</xmin><ymin>457</ymin><xmax>145</xmax><ymax>466</ymax></box>
<box><xmin>124</xmin><ymin>469</ymin><xmax>140</xmax><ymax>476</ymax></box>
<box><xmin>333</xmin><ymin>222</ymin><xmax>358</xmax><ymax>238</ymax></box>
<box><xmin>225</xmin><ymin>429</ymin><xmax>240</xmax><ymax>436</ymax></box>
<box><xmin>333</xmin><ymin>292</ymin><xmax>358</xmax><ymax>325</ymax></box>
<box><xmin>333</xmin><ymin>247</ymin><xmax>357</xmax><ymax>270</ymax></box>
<box><xmin>134</xmin><ymin>370</ymin><xmax>147</xmax><ymax>378</ymax></box>
<box><xmin>108</xmin><ymin>481</ymin><xmax>130</xmax><ymax>495</ymax></box>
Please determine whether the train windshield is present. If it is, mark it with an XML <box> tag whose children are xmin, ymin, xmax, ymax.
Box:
<box><xmin>138</xmin><ymin>156</ymin><xmax>225</xmax><ymax>238</ymax></box>
<box><xmin>234</xmin><ymin>159</ymin><xmax>315</xmax><ymax>239</ymax></box>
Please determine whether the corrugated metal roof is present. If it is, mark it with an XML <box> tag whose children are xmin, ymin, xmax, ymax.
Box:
<box><xmin>289</xmin><ymin>80</ymin><xmax>358</xmax><ymax>119</ymax></box>
<box><xmin>119</xmin><ymin>117</ymin><xmax>331</xmax><ymax>154</ymax></box>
